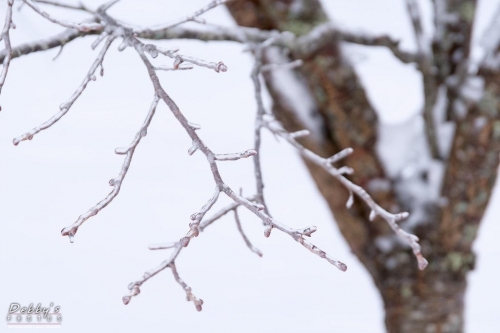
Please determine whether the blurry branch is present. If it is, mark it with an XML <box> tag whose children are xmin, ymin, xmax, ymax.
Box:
<box><xmin>0</xmin><ymin>0</ymin><xmax>14</xmax><ymax>97</ymax></box>
<box><xmin>33</xmin><ymin>0</ymin><xmax>92</xmax><ymax>12</ymax></box>
<box><xmin>133</xmin><ymin>0</ymin><xmax>230</xmax><ymax>34</ymax></box>
<box><xmin>293</xmin><ymin>23</ymin><xmax>419</xmax><ymax>64</ymax></box>
<box><xmin>250</xmin><ymin>39</ymin><xmax>272</xmax><ymax>216</ymax></box>
<box><xmin>22</xmin><ymin>0</ymin><xmax>102</xmax><ymax>31</ymax></box>
<box><xmin>250</xmin><ymin>38</ymin><xmax>428</xmax><ymax>271</ymax></box>
<box><xmin>405</xmin><ymin>0</ymin><xmax>428</xmax><ymax>56</ymax></box>
<box><xmin>480</xmin><ymin>3</ymin><xmax>500</xmax><ymax>70</ymax></box>
<box><xmin>0</xmin><ymin>21</ymin><xmax>419</xmax><ymax>64</ymax></box>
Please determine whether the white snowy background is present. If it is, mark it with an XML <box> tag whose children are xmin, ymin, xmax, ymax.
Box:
<box><xmin>0</xmin><ymin>0</ymin><xmax>498</xmax><ymax>332</ymax></box>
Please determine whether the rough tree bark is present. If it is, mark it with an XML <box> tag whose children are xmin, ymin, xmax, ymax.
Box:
<box><xmin>227</xmin><ymin>1</ymin><xmax>500</xmax><ymax>332</ymax></box>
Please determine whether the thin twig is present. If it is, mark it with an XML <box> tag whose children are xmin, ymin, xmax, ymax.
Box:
<box><xmin>22</xmin><ymin>0</ymin><xmax>102</xmax><ymax>31</ymax></box>
<box><xmin>122</xmin><ymin>37</ymin><xmax>347</xmax><ymax>306</ymax></box>
<box><xmin>405</xmin><ymin>0</ymin><xmax>428</xmax><ymax>55</ymax></box>
<box><xmin>13</xmin><ymin>35</ymin><xmax>116</xmax><ymax>145</ymax></box>
<box><xmin>234</xmin><ymin>209</ymin><xmax>263</xmax><ymax>257</ymax></box>
<box><xmin>132</xmin><ymin>0</ymin><xmax>229</xmax><ymax>34</ymax></box>
<box><xmin>0</xmin><ymin>0</ymin><xmax>14</xmax><ymax>96</ymax></box>
<box><xmin>263</xmin><ymin>120</ymin><xmax>428</xmax><ymax>270</ymax></box>
<box><xmin>250</xmin><ymin>42</ymin><xmax>272</xmax><ymax>216</ymax></box>
<box><xmin>199</xmin><ymin>194</ymin><xmax>257</xmax><ymax>231</ymax></box>
<box><xmin>60</xmin><ymin>95</ymin><xmax>160</xmax><ymax>239</ymax></box>
<box><xmin>169</xmin><ymin>262</ymin><xmax>204</xmax><ymax>311</ymax></box>
<box><xmin>33</xmin><ymin>0</ymin><xmax>92</xmax><ymax>12</ymax></box>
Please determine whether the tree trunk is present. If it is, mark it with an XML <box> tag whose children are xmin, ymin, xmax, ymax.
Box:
<box><xmin>227</xmin><ymin>1</ymin><xmax>500</xmax><ymax>332</ymax></box>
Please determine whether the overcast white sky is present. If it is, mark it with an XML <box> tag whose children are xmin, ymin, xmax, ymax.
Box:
<box><xmin>0</xmin><ymin>1</ymin><xmax>499</xmax><ymax>332</ymax></box>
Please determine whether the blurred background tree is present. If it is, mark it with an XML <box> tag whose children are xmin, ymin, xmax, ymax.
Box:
<box><xmin>227</xmin><ymin>1</ymin><xmax>500</xmax><ymax>332</ymax></box>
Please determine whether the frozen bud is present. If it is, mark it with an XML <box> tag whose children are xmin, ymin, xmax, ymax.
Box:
<box><xmin>394</xmin><ymin>212</ymin><xmax>410</xmax><ymax>221</ymax></box>
<box><xmin>100</xmin><ymin>66</ymin><xmax>104</xmax><ymax>77</ymax></box>
<box><xmin>188</xmin><ymin>145</ymin><xmax>198</xmax><ymax>156</ymax></box>
<box><xmin>173</xmin><ymin>57</ymin><xmax>183</xmax><ymax>69</ymax></box>
<box><xmin>144</xmin><ymin>44</ymin><xmax>158</xmax><ymax>58</ymax></box>
<box><xmin>264</xmin><ymin>225</ymin><xmax>273</xmax><ymax>238</ymax></box>
<box><xmin>416</xmin><ymin>253</ymin><xmax>428</xmax><ymax>270</ymax></box>
<box><xmin>254</xmin><ymin>203</ymin><xmax>265</xmax><ymax>211</ymax></box>
<box><xmin>181</xmin><ymin>237</ymin><xmax>190</xmax><ymax>247</ymax></box>
<box><xmin>301</xmin><ymin>226</ymin><xmax>317</xmax><ymax>237</ymax></box>
<box><xmin>188</xmin><ymin>122</ymin><xmax>201</xmax><ymax>130</ymax></box>
<box><xmin>338</xmin><ymin>166</ymin><xmax>354</xmax><ymax>175</ymax></box>
<box><xmin>369</xmin><ymin>210</ymin><xmax>377</xmax><ymax>221</ymax></box>
<box><xmin>290</xmin><ymin>130</ymin><xmax>310</xmax><ymax>138</ymax></box>
<box><xmin>90</xmin><ymin>75</ymin><xmax>96</xmax><ymax>81</ymax></box>
<box><xmin>337</xmin><ymin>262</ymin><xmax>348</xmax><ymax>272</ymax></box>
<box><xmin>215</xmin><ymin>61</ymin><xmax>227</xmax><ymax>73</ymax></box>
<box><xmin>122</xmin><ymin>296</ymin><xmax>131</xmax><ymax>305</ymax></box>
<box><xmin>346</xmin><ymin>192</ymin><xmax>354</xmax><ymax>209</ymax></box>
<box><xmin>115</xmin><ymin>147</ymin><xmax>128</xmax><ymax>155</ymax></box>
<box><xmin>192</xmin><ymin>17</ymin><xmax>206</xmax><ymax>24</ymax></box>
<box><xmin>118</xmin><ymin>38</ymin><xmax>129</xmax><ymax>52</ymax></box>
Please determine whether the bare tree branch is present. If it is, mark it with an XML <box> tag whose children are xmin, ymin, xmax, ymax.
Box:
<box><xmin>60</xmin><ymin>95</ymin><xmax>160</xmax><ymax>239</ymax></box>
<box><xmin>0</xmin><ymin>27</ymin><xmax>90</xmax><ymax>63</ymax></box>
<box><xmin>234</xmin><ymin>209</ymin><xmax>263</xmax><ymax>257</ymax></box>
<box><xmin>199</xmin><ymin>194</ymin><xmax>257</xmax><ymax>231</ymax></box>
<box><xmin>169</xmin><ymin>262</ymin><xmax>204</xmax><ymax>311</ymax></box>
<box><xmin>13</xmin><ymin>35</ymin><xmax>115</xmax><ymax>145</ymax></box>
<box><xmin>0</xmin><ymin>0</ymin><xmax>14</xmax><ymax>97</ymax></box>
<box><xmin>294</xmin><ymin>23</ymin><xmax>419</xmax><ymax>64</ymax></box>
<box><xmin>22</xmin><ymin>0</ymin><xmax>102</xmax><ymax>31</ymax></box>
<box><xmin>33</xmin><ymin>0</ymin><xmax>92</xmax><ymax>12</ymax></box>
<box><xmin>250</xmin><ymin>41</ymin><xmax>272</xmax><ymax>216</ymax></box>
<box><xmin>133</xmin><ymin>0</ymin><xmax>230</xmax><ymax>34</ymax></box>
<box><xmin>262</xmin><ymin>119</ymin><xmax>428</xmax><ymax>270</ymax></box>
<box><xmin>405</xmin><ymin>0</ymin><xmax>428</xmax><ymax>55</ymax></box>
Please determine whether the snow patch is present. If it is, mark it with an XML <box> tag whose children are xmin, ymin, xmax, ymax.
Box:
<box><xmin>433</xmin><ymin>85</ymin><xmax>455</xmax><ymax>159</ymax></box>
<box><xmin>376</xmin><ymin>114</ymin><xmax>446</xmax><ymax>230</ymax></box>
<box><xmin>265</xmin><ymin>47</ymin><xmax>324</xmax><ymax>142</ymax></box>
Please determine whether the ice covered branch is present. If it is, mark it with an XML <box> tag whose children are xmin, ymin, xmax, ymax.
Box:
<box><xmin>13</xmin><ymin>35</ymin><xmax>115</xmax><ymax>145</ymax></box>
<box><xmin>169</xmin><ymin>262</ymin><xmax>204</xmax><ymax>311</ymax></box>
<box><xmin>133</xmin><ymin>0</ymin><xmax>230</xmax><ymax>34</ymax></box>
<box><xmin>60</xmin><ymin>95</ymin><xmax>160</xmax><ymax>239</ymax></box>
<box><xmin>22</xmin><ymin>0</ymin><xmax>102</xmax><ymax>31</ymax></box>
<box><xmin>0</xmin><ymin>0</ymin><xmax>14</xmax><ymax>96</ymax></box>
<box><xmin>234</xmin><ymin>209</ymin><xmax>263</xmax><ymax>257</ymax></box>
<box><xmin>405</xmin><ymin>0</ymin><xmax>428</xmax><ymax>55</ymax></box>
<box><xmin>121</xmin><ymin>36</ymin><xmax>347</xmax><ymax>306</ymax></box>
<box><xmin>293</xmin><ymin>23</ymin><xmax>418</xmax><ymax>64</ymax></box>
<box><xmin>262</xmin><ymin>120</ymin><xmax>428</xmax><ymax>270</ymax></box>
<box><xmin>32</xmin><ymin>0</ymin><xmax>91</xmax><ymax>12</ymax></box>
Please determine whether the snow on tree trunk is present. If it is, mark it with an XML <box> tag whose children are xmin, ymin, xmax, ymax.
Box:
<box><xmin>227</xmin><ymin>1</ymin><xmax>500</xmax><ymax>332</ymax></box>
